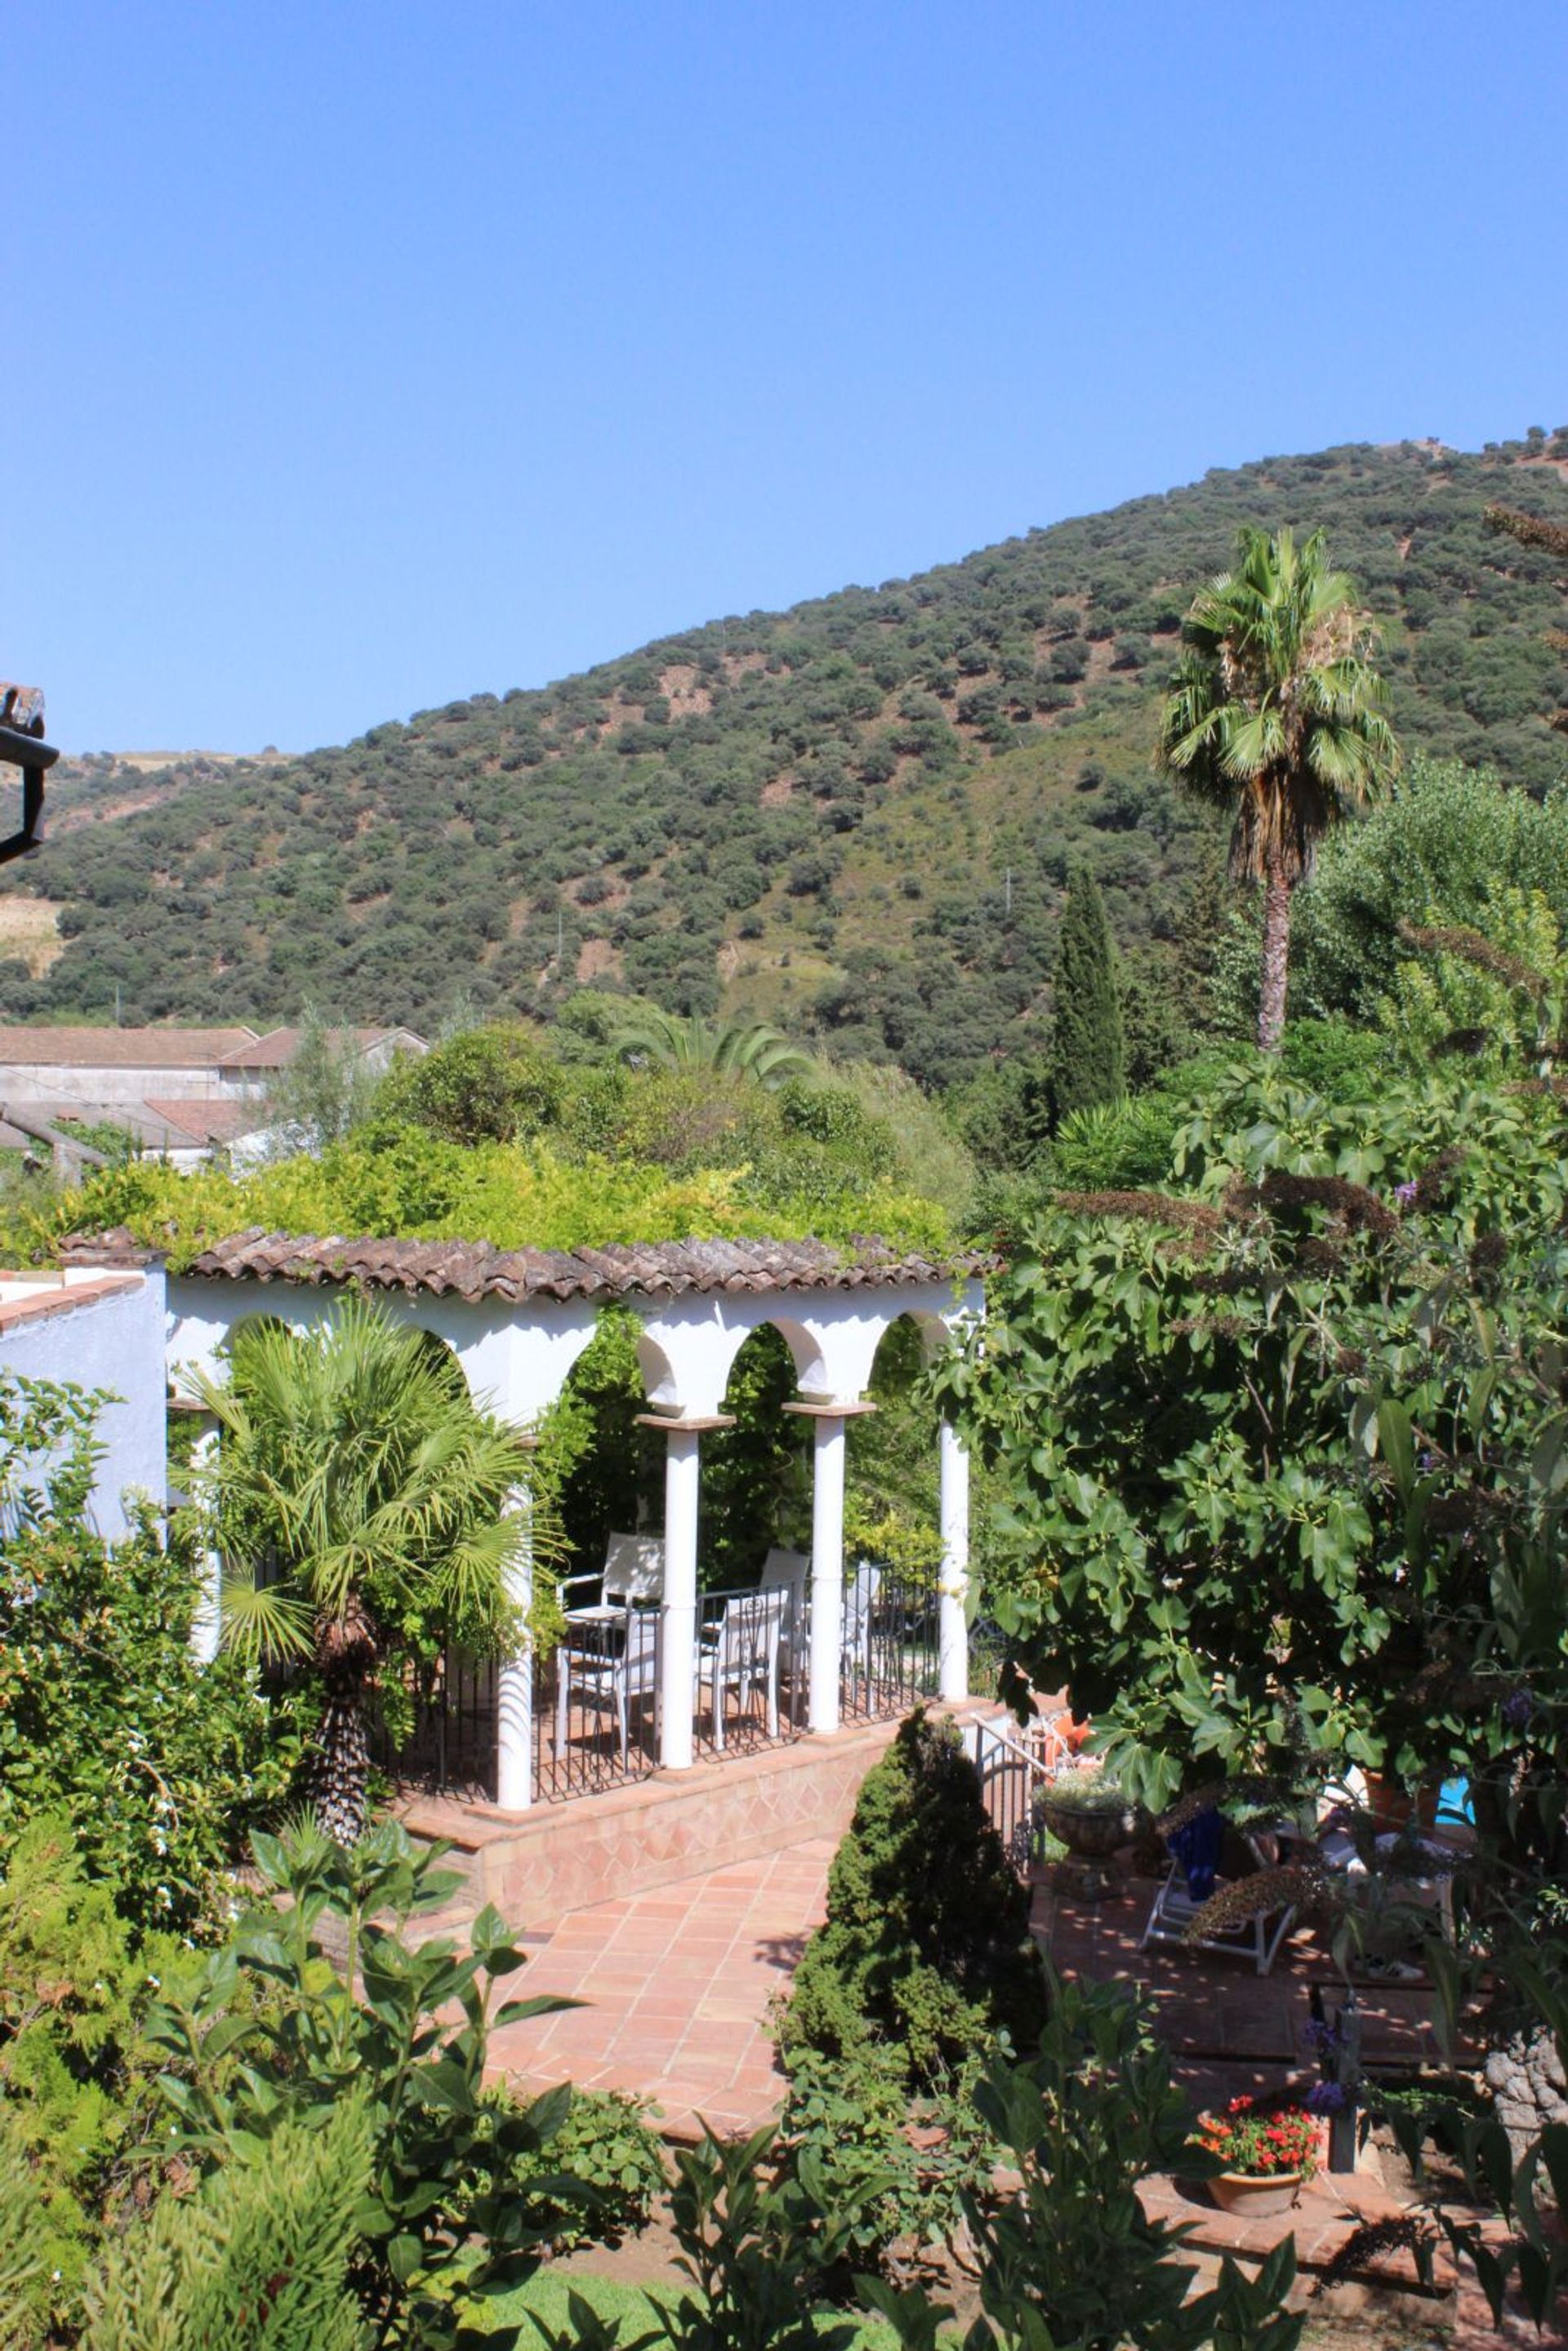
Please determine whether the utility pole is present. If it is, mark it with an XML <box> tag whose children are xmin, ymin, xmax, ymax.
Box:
<box><xmin>1004</xmin><ymin>867</ymin><xmax>1013</xmax><ymax>918</ymax></box>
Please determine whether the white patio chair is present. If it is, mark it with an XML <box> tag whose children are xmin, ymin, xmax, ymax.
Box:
<box><xmin>840</xmin><ymin>1561</ymin><xmax>881</xmax><ymax>1711</ymax></box>
<box><xmin>1140</xmin><ymin>1818</ymin><xmax>1297</xmax><ymax>1977</ymax></box>
<box><xmin>555</xmin><ymin>1604</ymin><xmax>660</xmax><ymax>1766</ymax></box>
<box><xmin>559</xmin><ymin>1530</ymin><xmax>664</xmax><ymax>1618</ymax></box>
<box><xmin>604</xmin><ymin>1532</ymin><xmax>664</xmax><ymax>1606</ymax></box>
<box><xmin>696</xmin><ymin>1586</ymin><xmax>791</xmax><ymax>1750</ymax></box>
<box><xmin>760</xmin><ymin>1545</ymin><xmax>808</xmax><ymax>1592</ymax></box>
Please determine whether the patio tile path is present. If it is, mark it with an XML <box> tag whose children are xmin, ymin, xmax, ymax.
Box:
<box><xmin>486</xmin><ymin>1837</ymin><xmax>835</xmax><ymax>2139</ymax></box>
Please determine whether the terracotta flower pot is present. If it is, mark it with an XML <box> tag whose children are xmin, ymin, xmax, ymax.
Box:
<box><xmin>1208</xmin><ymin>2169</ymin><xmax>1304</xmax><ymax>2217</ymax></box>
<box><xmin>1361</xmin><ymin>1774</ymin><xmax>1440</xmax><ymax>1832</ymax></box>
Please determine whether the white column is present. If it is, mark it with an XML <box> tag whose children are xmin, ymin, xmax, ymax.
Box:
<box><xmin>938</xmin><ymin>1418</ymin><xmax>971</xmax><ymax>1703</ymax></box>
<box><xmin>808</xmin><ymin>1414</ymin><xmax>847</xmax><ymax>1735</ymax></box>
<box><xmin>659</xmin><ymin>1425</ymin><xmax>702</xmax><ymax>1770</ymax></box>
<box><xmin>189</xmin><ymin>1425</ymin><xmax>222</xmax><ymax>1665</ymax></box>
<box><xmin>496</xmin><ymin>1481</ymin><xmax>534</xmax><ymax>1811</ymax></box>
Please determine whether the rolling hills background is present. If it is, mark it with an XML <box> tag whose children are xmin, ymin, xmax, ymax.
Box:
<box><xmin>8</xmin><ymin>431</ymin><xmax>1568</xmax><ymax>1088</ymax></box>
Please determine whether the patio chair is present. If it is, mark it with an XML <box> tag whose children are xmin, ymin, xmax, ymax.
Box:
<box><xmin>696</xmin><ymin>1585</ymin><xmax>791</xmax><ymax>1750</ymax></box>
<box><xmin>1140</xmin><ymin>1808</ymin><xmax>1298</xmax><ymax>1977</ymax></box>
<box><xmin>839</xmin><ymin>1561</ymin><xmax>882</xmax><ymax>1712</ymax></box>
<box><xmin>760</xmin><ymin>1545</ymin><xmax>808</xmax><ymax>1592</ymax></box>
<box><xmin>559</xmin><ymin>1530</ymin><xmax>664</xmax><ymax>1618</ymax></box>
<box><xmin>554</xmin><ymin>1603</ymin><xmax>660</xmax><ymax>1766</ymax></box>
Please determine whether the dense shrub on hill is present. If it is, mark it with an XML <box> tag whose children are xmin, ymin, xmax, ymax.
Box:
<box><xmin>9</xmin><ymin>439</ymin><xmax>1568</xmax><ymax>1084</ymax></box>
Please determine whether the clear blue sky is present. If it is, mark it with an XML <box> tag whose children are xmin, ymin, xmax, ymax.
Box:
<box><xmin>8</xmin><ymin>2</ymin><xmax>1565</xmax><ymax>755</ymax></box>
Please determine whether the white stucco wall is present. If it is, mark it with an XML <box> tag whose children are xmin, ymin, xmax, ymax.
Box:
<box><xmin>165</xmin><ymin>1272</ymin><xmax>983</xmax><ymax>1424</ymax></box>
<box><xmin>0</xmin><ymin>1268</ymin><xmax>169</xmax><ymax>1538</ymax></box>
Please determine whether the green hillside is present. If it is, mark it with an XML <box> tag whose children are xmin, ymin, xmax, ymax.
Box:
<box><xmin>9</xmin><ymin>432</ymin><xmax>1568</xmax><ymax>1085</ymax></box>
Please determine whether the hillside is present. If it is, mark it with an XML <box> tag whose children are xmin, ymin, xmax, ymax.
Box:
<box><xmin>8</xmin><ymin>433</ymin><xmax>1568</xmax><ymax>1086</ymax></box>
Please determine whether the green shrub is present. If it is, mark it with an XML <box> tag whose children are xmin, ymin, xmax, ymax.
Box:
<box><xmin>0</xmin><ymin>1819</ymin><xmax>178</xmax><ymax>2336</ymax></box>
<box><xmin>145</xmin><ymin>1818</ymin><xmax>590</xmax><ymax>2348</ymax></box>
<box><xmin>500</xmin><ymin>2087</ymin><xmax>666</xmax><ymax>2249</ymax></box>
<box><xmin>777</xmin><ymin>2043</ymin><xmax>995</xmax><ymax>2276</ymax></box>
<box><xmin>777</xmin><ymin>1710</ymin><xmax>1043</xmax><ymax>2091</ymax></box>
<box><xmin>78</xmin><ymin>2104</ymin><xmax>370</xmax><ymax>2351</ymax></box>
<box><xmin>0</xmin><ymin>1376</ymin><xmax>300</xmax><ymax>1936</ymax></box>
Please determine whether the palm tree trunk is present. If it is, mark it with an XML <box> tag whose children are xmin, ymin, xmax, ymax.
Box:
<box><xmin>1258</xmin><ymin>866</ymin><xmax>1292</xmax><ymax>1053</ymax></box>
<box><xmin>312</xmin><ymin>1600</ymin><xmax>378</xmax><ymax>1847</ymax></box>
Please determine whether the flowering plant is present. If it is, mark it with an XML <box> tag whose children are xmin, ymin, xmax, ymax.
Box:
<box><xmin>1192</xmin><ymin>2096</ymin><xmax>1320</xmax><ymax>2179</ymax></box>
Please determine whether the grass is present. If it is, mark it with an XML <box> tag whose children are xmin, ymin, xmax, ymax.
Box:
<box><xmin>480</xmin><ymin>2270</ymin><xmax>903</xmax><ymax>2349</ymax></box>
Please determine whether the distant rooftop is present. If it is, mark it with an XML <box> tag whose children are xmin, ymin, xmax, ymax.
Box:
<box><xmin>0</xmin><ymin>1026</ymin><xmax>260</xmax><ymax>1068</ymax></box>
<box><xmin>215</xmin><ymin>1025</ymin><xmax>421</xmax><ymax>1071</ymax></box>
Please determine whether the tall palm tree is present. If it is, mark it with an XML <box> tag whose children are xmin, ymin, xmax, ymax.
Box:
<box><xmin>1157</xmin><ymin>526</ymin><xmax>1400</xmax><ymax>1051</ymax></box>
<box><xmin>190</xmin><ymin>1298</ymin><xmax>544</xmax><ymax>1845</ymax></box>
<box><xmin>612</xmin><ymin>1007</ymin><xmax>815</xmax><ymax>1089</ymax></box>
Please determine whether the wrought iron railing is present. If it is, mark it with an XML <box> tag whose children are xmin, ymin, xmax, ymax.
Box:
<box><xmin>379</xmin><ymin>1650</ymin><xmax>499</xmax><ymax>1802</ymax></box>
<box><xmin>381</xmin><ymin>1558</ymin><xmax>951</xmax><ymax>1802</ymax></box>
<box><xmin>839</xmin><ymin>1561</ymin><xmax>940</xmax><ymax>1722</ymax></box>
<box><xmin>691</xmin><ymin>1582</ymin><xmax>807</xmax><ymax>1760</ymax></box>
<box><xmin>534</xmin><ymin>1604</ymin><xmax>662</xmax><ymax>1802</ymax></box>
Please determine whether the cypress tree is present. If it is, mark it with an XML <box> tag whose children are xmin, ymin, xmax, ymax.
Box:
<box><xmin>1051</xmin><ymin>866</ymin><xmax>1126</xmax><ymax>1119</ymax></box>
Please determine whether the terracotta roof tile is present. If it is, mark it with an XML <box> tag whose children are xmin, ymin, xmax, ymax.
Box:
<box><xmin>66</xmin><ymin>1227</ymin><xmax>987</xmax><ymax>1302</ymax></box>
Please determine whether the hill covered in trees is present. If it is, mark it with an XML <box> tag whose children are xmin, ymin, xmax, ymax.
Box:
<box><xmin>8</xmin><ymin>431</ymin><xmax>1568</xmax><ymax>1086</ymax></box>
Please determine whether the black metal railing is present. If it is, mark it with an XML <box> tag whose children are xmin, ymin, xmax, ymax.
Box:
<box><xmin>534</xmin><ymin>1604</ymin><xmax>662</xmax><ymax>1802</ymax></box>
<box><xmin>691</xmin><ymin>1582</ymin><xmax>808</xmax><ymax>1760</ymax></box>
<box><xmin>973</xmin><ymin>1717</ymin><xmax>1039</xmax><ymax>1877</ymax></box>
<box><xmin>839</xmin><ymin>1562</ymin><xmax>941</xmax><ymax>1722</ymax></box>
<box><xmin>378</xmin><ymin>1649</ymin><xmax>500</xmax><ymax>1802</ymax></box>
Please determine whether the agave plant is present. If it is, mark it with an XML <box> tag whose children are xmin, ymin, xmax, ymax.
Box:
<box><xmin>189</xmin><ymin>1297</ymin><xmax>545</xmax><ymax>1844</ymax></box>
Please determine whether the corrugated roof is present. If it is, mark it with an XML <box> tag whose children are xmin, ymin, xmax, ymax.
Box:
<box><xmin>0</xmin><ymin>1026</ymin><xmax>259</xmax><ymax>1068</ymax></box>
<box><xmin>67</xmin><ymin>1227</ymin><xmax>987</xmax><ymax>1304</ymax></box>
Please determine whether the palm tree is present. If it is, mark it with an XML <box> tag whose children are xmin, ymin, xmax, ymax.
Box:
<box><xmin>612</xmin><ymin>1007</ymin><xmax>815</xmax><ymax>1089</ymax></box>
<box><xmin>1157</xmin><ymin>526</ymin><xmax>1399</xmax><ymax>1052</ymax></box>
<box><xmin>190</xmin><ymin>1298</ymin><xmax>545</xmax><ymax>1845</ymax></box>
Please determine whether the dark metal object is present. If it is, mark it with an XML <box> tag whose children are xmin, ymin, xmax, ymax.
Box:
<box><xmin>840</xmin><ymin>1566</ymin><xmax>941</xmax><ymax>1724</ymax></box>
<box><xmin>0</xmin><ymin>683</ymin><xmax>59</xmax><ymax>866</ymax></box>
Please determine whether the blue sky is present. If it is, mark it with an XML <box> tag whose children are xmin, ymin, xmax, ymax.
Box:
<box><xmin>8</xmin><ymin>2</ymin><xmax>1566</xmax><ymax>754</ymax></box>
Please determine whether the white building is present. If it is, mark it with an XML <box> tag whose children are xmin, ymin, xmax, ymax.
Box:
<box><xmin>60</xmin><ymin>1227</ymin><xmax>983</xmax><ymax>1814</ymax></box>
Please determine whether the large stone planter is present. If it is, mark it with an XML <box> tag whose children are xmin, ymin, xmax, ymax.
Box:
<box><xmin>1039</xmin><ymin>1795</ymin><xmax>1137</xmax><ymax>1899</ymax></box>
<box><xmin>1208</xmin><ymin>2170</ymin><xmax>1303</xmax><ymax>2217</ymax></box>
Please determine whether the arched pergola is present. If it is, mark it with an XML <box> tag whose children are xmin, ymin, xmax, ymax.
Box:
<box><xmin>158</xmin><ymin>1231</ymin><xmax>987</xmax><ymax>1811</ymax></box>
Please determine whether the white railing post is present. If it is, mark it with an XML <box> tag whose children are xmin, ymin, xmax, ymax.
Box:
<box><xmin>938</xmin><ymin>1418</ymin><xmax>971</xmax><ymax>1703</ymax></box>
<box><xmin>496</xmin><ymin>1475</ymin><xmax>535</xmax><ymax>1811</ymax></box>
<box><xmin>657</xmin><ymin>1423</ymin><xmax>702</xmax><ymax>1770</ymax></box>
<box><xmin>189</xmin><ymin>1424</ymin><xmax>222</xmax><ymax>1665</ymax></box>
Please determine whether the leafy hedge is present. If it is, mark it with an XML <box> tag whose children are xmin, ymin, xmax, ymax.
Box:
<box><xmin>12</xmin><ymin>1130</ymin><xmax>950</xmax><ymax>1268</ymax></box>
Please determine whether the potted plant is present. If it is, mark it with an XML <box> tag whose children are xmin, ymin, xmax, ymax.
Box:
<box><xmin>1035</xmin><ymin>1770</ymin><xmax>1138</xmax><ymax>1898</ymax></box>
<box><xmin>1192</xmin><ymin>2096</ymin><xmax>1321</xmax><ymax>2215</ymax></box>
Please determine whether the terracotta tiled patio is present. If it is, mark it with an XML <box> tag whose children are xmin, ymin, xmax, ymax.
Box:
<box><xmin>488</xmin><ymin>1837</ymin><xmax>834</xmax><ymax>2139</ymax></box>
<box><xmin>1031</xmin><ymin>1864</ymin><xmax>1481</xmax><ymax>2083</ymax></box>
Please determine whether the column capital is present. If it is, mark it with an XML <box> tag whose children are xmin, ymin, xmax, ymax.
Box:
<box><xmin>782</xmin><ymin>1398</ymin><xmax>877</xmax><ymax>1419</ymax></box>
<box><xmin>634</xmin><ymin>1410</ymin><xmax>736</xmax><ymax>1432</ymax></box>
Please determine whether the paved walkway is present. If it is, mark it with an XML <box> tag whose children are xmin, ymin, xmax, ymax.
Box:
<box><xmin>487</xmin><ymin>1837</ymin><xmax>834</xmax><ymax>2139</ymax></box>
<box><xmin>1031</xmin><ymin>1868</ymin><xmax>1481</xmax><ymax>2077</ymax></box>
